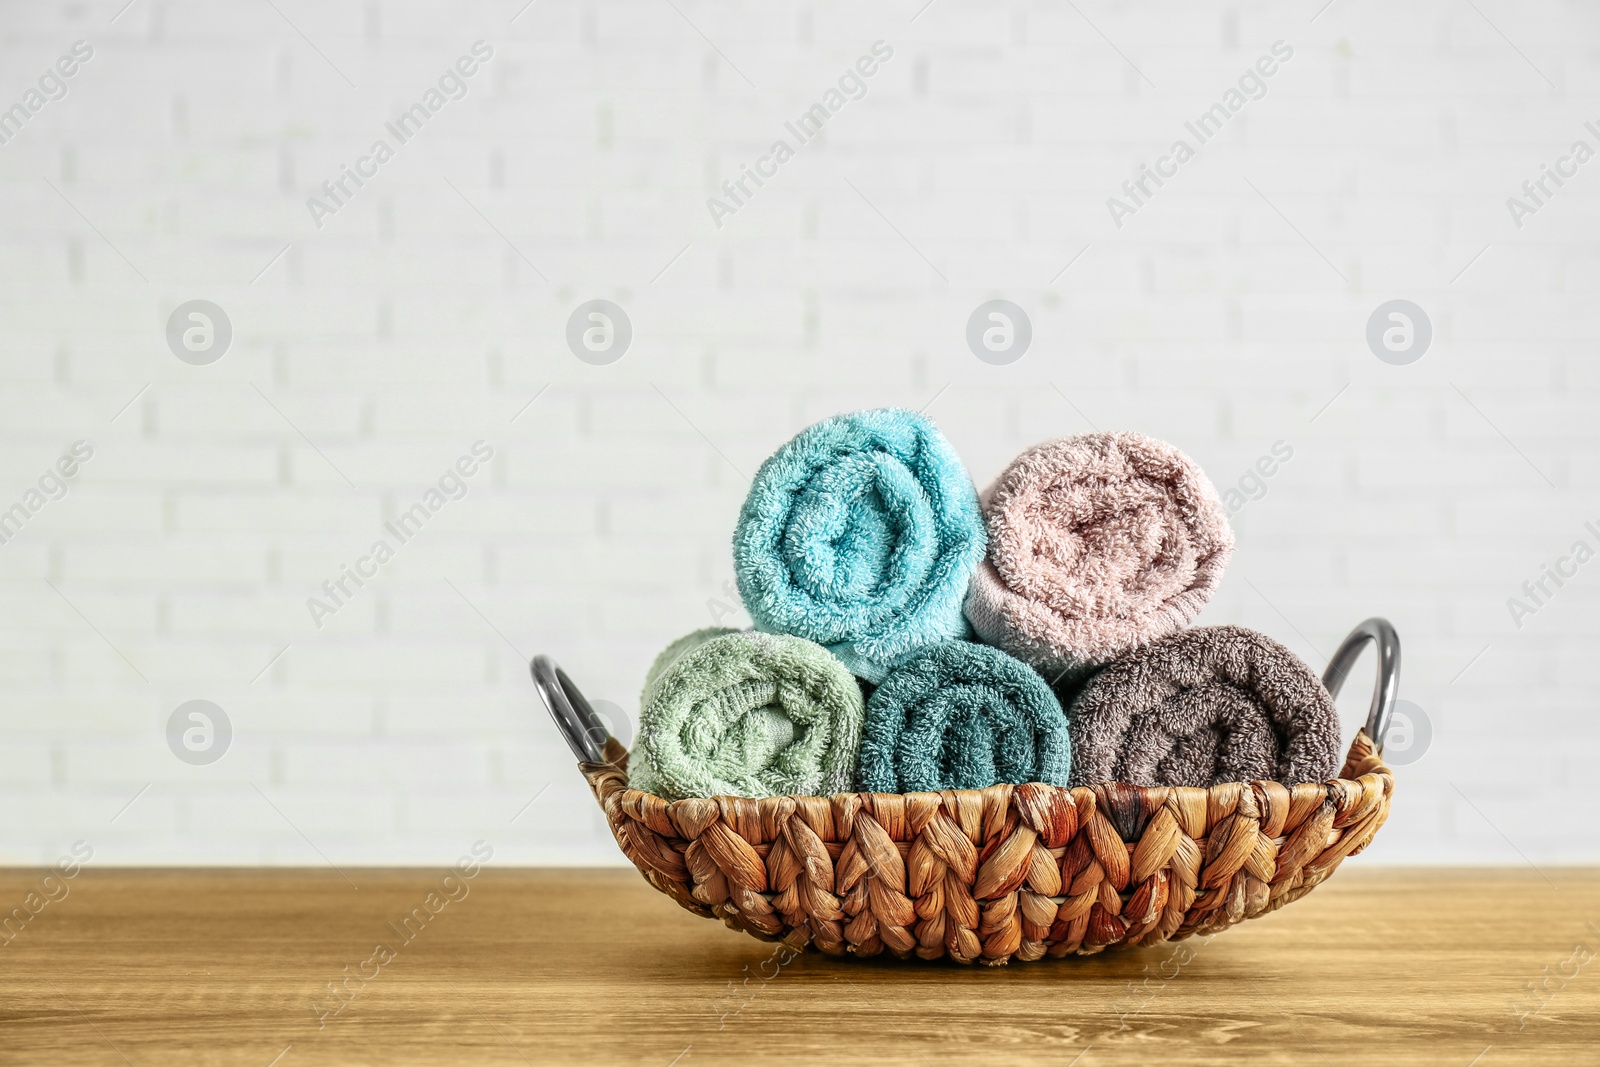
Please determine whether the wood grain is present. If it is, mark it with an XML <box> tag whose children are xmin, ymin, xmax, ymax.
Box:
<box><xmin>1</xmin><ymin>867</ymin><xmax>1596</xmax><ymax>1066</ymax></box>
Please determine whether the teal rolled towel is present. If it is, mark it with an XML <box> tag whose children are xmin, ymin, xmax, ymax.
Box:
<box><xmin>627</xmin><ymin>628</ymin><xmax>865</xmax><ymax>800</ymax></box>
<box><xmin>733</xmin><ymin>408</ymin><xmax>987</xmax><ymax>684</ymax></box>
<box><xmin>857</xmin><ymin>640</ymin><xmax>1071</xmax><ymax>793</ymax></box>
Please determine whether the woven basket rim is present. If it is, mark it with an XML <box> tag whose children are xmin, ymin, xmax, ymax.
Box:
<box><xmin>589</xmin><ymin>728</ymin><xmax>1394</xmax><ymax>807</ymax></box>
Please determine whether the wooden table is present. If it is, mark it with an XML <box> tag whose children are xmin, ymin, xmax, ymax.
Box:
<box><xmin>1</xmin><ymin>867</ymin><xmax>1595</xmax><ymax>1065</ymax></box>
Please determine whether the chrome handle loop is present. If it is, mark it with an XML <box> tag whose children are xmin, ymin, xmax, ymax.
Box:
<box><xmin>1320</xmin><ymin>618</ymin><xmax>1402</xmax><ymax>755</ymax></box>
<box><xmin>530</xmin><ymin>655</ymin><xmax>611</xmax><ymax>763</ymax></box>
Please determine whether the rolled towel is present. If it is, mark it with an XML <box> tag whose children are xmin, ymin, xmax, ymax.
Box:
<box><xmin>1066</xmin><ymin>625</ymin><xmax>1341</xmax><ymax>788</ymax></box>
<box><xmin>734</xmin><ymin>408</ymin><xmax>987</xmax><ymax>683</ymax></box>
<box><xmin>965</xmin><ymin>431</ymin><xmax>1234</xmax><ymax>686</ymax></box>
<box><xmin>857</xmin><ymin>641</ymin><xmax>1071</xmax><ymax>793</ymax></box>
<box><xmin>627</xmin><ymin>628</ymin><xmax>865</xmax><ymax>800</ymax></box>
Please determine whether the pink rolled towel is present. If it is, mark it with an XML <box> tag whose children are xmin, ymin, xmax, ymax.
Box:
<box><xmin>964</xmin><ymin>432</ymin><xmax>1234</xmax><ymax>685</ymax></box>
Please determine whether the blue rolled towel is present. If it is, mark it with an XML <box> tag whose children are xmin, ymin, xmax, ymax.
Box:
<box><xmin>733</xmin><ymin>408</ymin><xmax>987</xmax><ymax>684</ymax></box>
<box><xmin>857</xmin><ymin>640</ymin><xmax>1072</xmax><ymax>793</ymax></box>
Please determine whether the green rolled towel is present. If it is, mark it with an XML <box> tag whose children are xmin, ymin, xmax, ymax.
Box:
<box><xmin>627</xmin><ymin>628</ymin><xmax>865</xmax><ymax>800</ymax></box>
<box><xmin>857</xmin><ymin>640</ymin><xmax>1071</xmax><ymax>793</ymax></box>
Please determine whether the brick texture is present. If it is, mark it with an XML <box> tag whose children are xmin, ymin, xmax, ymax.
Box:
<box><xmin>1</xmin><ymin>0</ymin><xmax>1596</xmax><ymax>866</ymax></box>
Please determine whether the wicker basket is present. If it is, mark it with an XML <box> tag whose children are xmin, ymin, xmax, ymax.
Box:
<box><xmin>534</xmin><ymin>619</ymin><xmax>1399</xmax><ymax>964</ymax></box>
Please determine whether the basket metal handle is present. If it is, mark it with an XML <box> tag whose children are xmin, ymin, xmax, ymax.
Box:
<box><xmin>530</xmin><ymin>654</ymin><xmax>612</xmax><ymax>764</ymax></box>
<box><xmin>1320</xmin><ymin>617</ymin><xmax>1401</xmax><ymax>755</ymax></box>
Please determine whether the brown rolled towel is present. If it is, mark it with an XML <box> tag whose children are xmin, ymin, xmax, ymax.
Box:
<box><xmin>1066</xmin><ymin>625</ymin><xmax>1341</xmax><ymax>788</ymax></box>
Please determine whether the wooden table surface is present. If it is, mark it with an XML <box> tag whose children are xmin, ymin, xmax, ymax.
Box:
<box><xmin>1</xmin><ymin>866</ymin><xmax>1596</xmax><ymax>1066</ymax></box>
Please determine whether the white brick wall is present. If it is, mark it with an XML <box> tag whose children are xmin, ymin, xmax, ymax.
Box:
<box><xmin>2</xmin><ymin>0</ymin><xmax>1597</xmax><ymax>866</ymax></box>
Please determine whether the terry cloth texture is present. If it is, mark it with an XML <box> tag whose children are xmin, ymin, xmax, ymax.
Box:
<box><xmin>734</xmin><ymin>408</ymin><xmax>987</xmax><ymax>684</ymax></box>
<box><xmin>641</xmin><ymin>627</ymin><xmax>736</xmax><ymax>695</ymax></box>
<box><xmin>626</xmin><ymin>629</ymin><xmax>865</xmax><ymax>801</ymax></box>
<box><xmin>1066</xmin><ymin>625</ymin><xmax>1341</xmax><ymax>788</ymax></box>
<box><xmin>857</xmin><ymin>640</ymin><xmax>1071</xmax><ymax>793</ymax></box>
<box><xmin>965</xmin><ymin>431</ymin><xmax>1234</xmax><ymax>686</ymax></box>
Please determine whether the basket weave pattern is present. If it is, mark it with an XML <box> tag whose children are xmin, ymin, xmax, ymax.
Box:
<box><xmin>584</xmin><ymin>731</ymin><xmax>1394</xmax><ymax>963</ymax></box>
